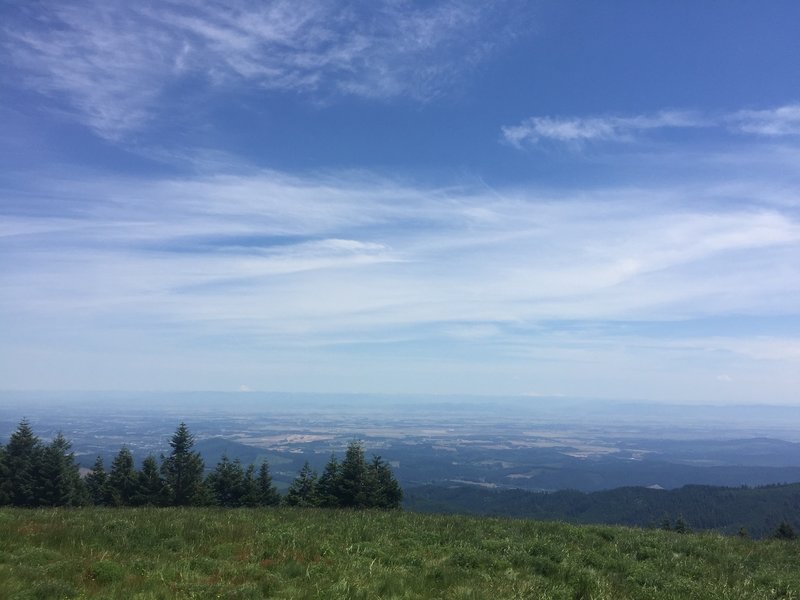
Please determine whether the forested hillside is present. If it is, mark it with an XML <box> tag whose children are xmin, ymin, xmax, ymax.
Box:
<box><xmin>406</xmin><ymin>483</ymin><xmax>800</xmax><ymax>538</ymax></box>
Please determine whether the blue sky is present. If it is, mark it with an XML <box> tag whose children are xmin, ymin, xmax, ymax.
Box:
<box><xmin>2</xmin><ymin>1</ymin><xmax>800</xmax><ymax>403</ymax></box>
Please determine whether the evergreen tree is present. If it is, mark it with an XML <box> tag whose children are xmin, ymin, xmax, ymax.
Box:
<box><xmin>674</xmin><ymin>516</ymin><xmax>690</xmax><ymax>534</ymax></box>
<box><xmin>285</xmin><ymin>461</ymin><xmax>318</xmax><ymax>507</ymax></box>
<box><xmin>774</xmin><ymin>521</ymin><xmax>797</xmax><ymax>540</ymax></box>
<box><xmin>0</xmin><ymin>444</ymin><xmax>9</xmax><ymax>505</ymax></box>
<box><xmin>207</xmin><ymin>455</ymin><xmax>246</xmax><ymax>507</ymax></box>
<box><xmin>256</xmin><ymin>461</ymin><xmax>280</xmax><ymax>506</ymax></box>
<box><xmin>84</xmin><ymin>456</ymin><xmax>108</xmax><ymax>506</ymax></box>
<box><xmin>310</xmin><ymin>441</ymin><xmax>403</xmax><ymax>508</ymax></box>
<box><xmin>366</xmin><ymin>455</ymin><xmax>403</xmax><ymax>509</ymax></box>
<box><xmin>2</xmin><ymin>420</ymin><xmax>42</xmax><ymax>506</ymax></box>
<box><xmin>241</xmin><ymin>464</ymin><xmax>259</xmax><ymax>507</ymax></box>
<box><xmin>134</xmin><ymin>455</ymin><xmax>165</xmax><ymax>506</ymax></box>
<box><xmin>310</xmin><ymin>443</ymin><xmax>402</xmax><ymax>510</ymax></box>
<box><xmin>339</xmin><ymin>441</ymin><xmax>368</xmax><ymax>508</ymax></box>
<box><xmin>161</xmin><ymin>423</ymin><xmax>205</xmax><ymax>506</ymax></box>
<box><xmin>316</xmin><ymin>454</ymin><xmax>342</xmax><ymax>508</ymax></box>
<box><xmin>37</xmin><ymin>432</ymin><xmax>85</xmax><ymax>507</ymax></box>
<box><xmin>108</xmin><ymin>447</ymin><xmax>137</xmax><ymax>506</ymax></box>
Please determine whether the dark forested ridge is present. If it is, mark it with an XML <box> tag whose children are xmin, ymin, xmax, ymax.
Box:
<box><xmin>405</xmin><ymin>482</ymin><xmax>800</xmax><ymax>538</ymax></box>
<box><xmin>0</xmin><ymin>419</ymin><xmax>401</xmax><ymax>510</ymax></box>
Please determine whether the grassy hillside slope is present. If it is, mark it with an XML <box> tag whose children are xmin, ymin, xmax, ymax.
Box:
<box><xmin>1</xmin><ymin>507</ymin><xmax>798</xmax><ymax>599</ymax></box>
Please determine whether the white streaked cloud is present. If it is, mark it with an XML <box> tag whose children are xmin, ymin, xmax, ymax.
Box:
<box><xmin>502</xmin><ymin>110</ymin><xmax>703</xmax><ymax>147</ymax></box>
<box><xmin>4</xmin><ymin>0</ymin><xmax>519</xmax><ymax>139</ymax></box>
<box><xmin>3</xmin><ymin>164</ymin><xmax>800</xmax><ymax>396</ymax></box>
<box><xmin>503</xmin><ymin>104</ymin><xmax>800</xmax><ymax>148</ymax></box>
<box><xmin>3</xmin><ymin>168</ymin><xmax>800</xmax><ymax>330</ymax></box>
<box><xmin>727</xmin><ymin>104</ymin><xmax>800</xmax><ymax>136</ymax></box>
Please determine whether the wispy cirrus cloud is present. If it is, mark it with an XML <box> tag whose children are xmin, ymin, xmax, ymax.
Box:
<box><xmin>727</xmin><ymin>104</ymin><xmax>800</xmax><ymax>136</ymax></box>
<box><xmin>502</xmin><ymin>110</ymin><xmax>704</xmax><ymax>147</ymax></box>
<box><xmin>3</xmin><ymin>167</ymin><xmax>799</xmax><ymax>330</ymax></box>
<box><xmin>3</xmin><ymin>0</ymin><xmax>521</xmax><ymax>139</ymax></box>
<box><xmin>3</xmin><ymin>161</ymin><xmax>800</xmax><ymax>395</ymax></box>
<box><xmin>503</xmin><ymin>103</ymin><xmax>800</xmax><ymax>148</ymax></box>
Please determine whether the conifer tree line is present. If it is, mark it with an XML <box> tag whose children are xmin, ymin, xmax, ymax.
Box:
<box><xmin>285</xmin><ymin>442</ymin><xmax>403</xmax><ymax>509</ymax></box>
<box><xmin>0</xmin><ymin>420</ymin><xmax>401</xmax><ymax>509</ymax></box>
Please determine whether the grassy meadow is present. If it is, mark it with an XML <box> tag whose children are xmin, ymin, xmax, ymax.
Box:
<box><xmin>0</xmin><ymin>507</ymin><xmax>798</xmax><ymax>599</ymax></box>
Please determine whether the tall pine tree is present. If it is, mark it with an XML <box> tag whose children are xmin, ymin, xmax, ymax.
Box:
<box><xmin>134</xmin><ymin>455</ymin><xmax>165</xmax><ymax>506</ymax></box>
<box><xmin>241</xmin><ymin>464</ymin><xmax>259</xmax><ymax>507</ymax></box>
<box><xmin>256</xmin><ymin>460</ymin><xmax>281</xmax><ymax>506</ymax></box>
<box><xmin>339</xmin><ymin>441</ymin><xmax>368</xmax><ymax>508</ymax></box>
<box><xmin>161</xmin><ymin>423</ymin><xmax>205</xmax><ymax>506</ymax></box>
<box><xmin>207</xmin><ymin>455</ymin><xmax>246</xmax><ymax>507</ymax></box>
<box><xmin>2</xmin><ymin>420</ymin><xmax>42</xmax><ymax>507</ymax></box>
<box><xmin>316</xmin><ymin>454</ymin><xmax>342</xmax><ymax>508</ymax></box>
<box><xmin>286</xmin><ymin>461</ymin><xmax>318</xmax><ymax>507</ymax></box>
<box><xmin>366</xmin><ymin>455</ymin><xmax>403</xmax><ymax>509</ymax></box>
<box><xmin>37</xmin><ymin>432</ymin><xmax>85</xmax><ymax>507</ymax></box>
<box><xmin>108</xmin><ymin>447</ymin><xmax>137</xmax><ymax>506</ymax></box>
<box><xmin>84</xmin><ymin>456</ymin><xmax>108</xmax><ymax>506</ymax></box>
<box><xmin>0</xmin><ymin>444</ymin><xmax>9</xmax><ymax>505</ymax></box>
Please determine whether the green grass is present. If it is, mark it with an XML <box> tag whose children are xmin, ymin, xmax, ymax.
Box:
<box><xmin>0</xmin><ymin>507</ymin><xmax>798</xmax><ymax>599</ymax></box>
